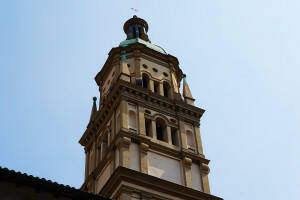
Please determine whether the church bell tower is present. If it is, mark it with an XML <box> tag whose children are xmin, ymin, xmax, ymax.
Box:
<box><xmin>79</xmin><ymin>16</ymin><xmax>222</xmax><ymax>200</ymax></box>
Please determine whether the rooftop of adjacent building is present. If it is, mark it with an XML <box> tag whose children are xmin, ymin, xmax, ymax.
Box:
<box><xmin>0</xmin><ymin>166</ymin><xmax>110</xmax><ymax>200</ymax></box>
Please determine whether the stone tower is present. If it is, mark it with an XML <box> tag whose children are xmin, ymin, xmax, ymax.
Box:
<box><xmin>79</xmin><ymin>16</ymin><xmax>222</xmax><ymax>200</ymax></box>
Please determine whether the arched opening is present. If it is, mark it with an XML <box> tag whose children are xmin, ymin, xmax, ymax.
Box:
<box><xmin>156</xmin><ymin>118</ymin><xmax>167</xmax><ymax>142</ymax></box>
<box><xmin>186</xmin><ymin>130</ymin><xmax>196</xmax><ymax>151</ymax></box>
<box><xmin>163</xmin><ymin>82</ymin><xmax>171</xmax><ymax>98</ymax></box>
<box><xmin>142</xmin><ymin>73</ymin><xmax>149</xmax><ymax>89</ymax></box>
<box><xmin>171</xmin><ymin>127</ymin><xmax>178</xmax><ymax>146</ymax></box>
<box><xmin>145</xmin><ymin>118</ymin><xmax>152</xmax><ymax>137</ymax></box>
<box><xmin>154</xmin><ymin>81</ymin><xmax>159</xmax><ymax>94</ymax></box>
<box><xmin>128</xmin><ymin>110</ymin><xmax>137</xmax><ymax>130</ymax></box>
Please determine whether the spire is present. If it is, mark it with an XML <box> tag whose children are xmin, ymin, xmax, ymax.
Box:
<box><xmin>89</xmin><ymin>97</ymin><xmax>98</xmax><ymax>122</ymax></box>
<box><xmin>123</xmin><ymin>15</ymin><xmax>150</xmax><ymax>42</ymax></box>
<box><xmin>182</xmin><ymin>74</ymin><xmax>195</xmax><ymax>105</ymax></box>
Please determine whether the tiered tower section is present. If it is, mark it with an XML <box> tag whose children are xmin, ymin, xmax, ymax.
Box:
<box><xmin>79</xmin><ymin>16</ymin><xmax>222</xmax><ymax>200</ymax></box>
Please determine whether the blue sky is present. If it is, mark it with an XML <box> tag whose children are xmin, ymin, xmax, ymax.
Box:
<box><xmin>1</xmin><ymin>1</ymin><xmax>300</xmax><ymax>199</ymax></box>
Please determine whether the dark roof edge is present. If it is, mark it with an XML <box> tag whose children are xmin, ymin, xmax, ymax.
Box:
<box><xmin>0</xmin><ymin>166</ymin><xmax>110</xmax><ymax>200</ymax></box>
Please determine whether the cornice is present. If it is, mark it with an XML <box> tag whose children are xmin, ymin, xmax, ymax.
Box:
<box><xmin>100</xmin><ymin>167</ymin><xmax>223</xmax><ymax>200</ymax></box>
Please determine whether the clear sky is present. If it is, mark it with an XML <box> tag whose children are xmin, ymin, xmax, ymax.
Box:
<box><xmin>1</xmin><ymin>1</ymin><xmax>299</xmax><ymax>199</ymax></box>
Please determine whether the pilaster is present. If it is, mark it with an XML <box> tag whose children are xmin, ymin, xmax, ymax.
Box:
<box><xmin>140</xmin><ymin>143</ymin><xmax>149</xmax><ymax>174</ymax></box>
<box><xmin>138</xmin><ymin>106</ymin><xmax>146</xmax><ymax>136</ymax></box>
<box><xmin>183</xmin><ymin>157</ymin><xmax>193</xmax><ymax>188</ymax></box>
<box><xmin>134</xmin><ymin>57</ymin><xmax>141</xmax><ymax>79</ymax></box>
<box><xmin>194</xmin><ymin>125</ymin><xmax>204</xmax><ymax>155</ymax></box>
<box><xmin>120</xmin><ymin>100</ymin><xmax>128</xmax><ymax>130</ymax></box>
<box><xmin>117</xmin><ymin>136</ymin><xmax>131</xmax><ymax>168</ymax></box>
<box><xmin>166</xmin><ymin>126</ymin><xmax>172</xmax><ymax>145</ymax></box>
<box><xmin>149</xmin><ymin>79</ymin><xmax>154</xmax><ymax>92</ymax></box>
<box><xmin>200</xmin><ymin>163</ymin><xmax>211</xmax><ymax>194</ymax></box>
<box><xmin>179</xmin><ymin>121</ymin><xmax>188</xmax><ymax>149</ymax></box>
<box><xmin>151</xmin><ymin>120</ymin><xmax>157</xmax><ymax>139</ymax></box>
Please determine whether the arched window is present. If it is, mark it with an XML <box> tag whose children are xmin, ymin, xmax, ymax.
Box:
<box><xmin>186</xmin><ymin>130</ymin><xmax>196</xmax><ymax>151</ymax></box>
<box><xmin>171</xmin><ymin>127</ymin><xmax>178</xmax><ymax>146</ymax></box>
<box><xmin>154</xmin><ymin>81</ymin><xmax>159</xmax><ymax>94</ymax></box>
<box><xmin>163</xmin><ymin>82</ymin><xmax>171</xmax><ymax>98</ymax></box>
<box><xmin>128</xmin><ymin>110</ymin><xmax>137</xmax><ymax>130</ymax></box>
<box><xmin>145</xmin><ymin>118</ymin><xmax>152</xmax><ymax>137</ymax></box>
<box><xmin>142</xmin><ymin>73</ymin><xmax>149</xmax><ymax>89</ymax></box>
<box><xmin>156</xmin><ymin>118</ymin><xmax>167</xmax><ymax>142</ymax></box>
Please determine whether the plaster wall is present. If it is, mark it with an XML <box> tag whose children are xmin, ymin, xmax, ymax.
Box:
<box><xmin>148</xmin><ymin>152</ymin><xmax>182</xmax><ymax>185</ymax></box>
<box><xmin>140</xmin><ymin>57</ymin><xmax>171</xmax><ymax>82</ymax></box>
<box><xmin>129</xmin><ymin>143</ymin><xmax>140</xmax><ymax>171</ymax></box>
<box><xmin>191</xmin><ymin>163</ymin><xmax>203</xmax><ymax>191</ymax></box>
<box><xmin>126</xmin><ymin>58</ymin><xmax>135</xmax><ymax>74</ymax></box>
<box><xmin>96</xmin><ymin>162</ymin><xmax>111</xmax><ymax>193</ymax></box>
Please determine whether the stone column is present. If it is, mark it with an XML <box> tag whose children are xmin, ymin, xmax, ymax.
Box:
<box><xmin>159</xmin><ymin>82</ymin><xmax>164</xmax><ymax>96</ymax></box>
<box><xmin>179</xmin><ymin>121</ymin><xmax>188</xmax><ymax>149</ymax></box>
<box><xmin>151</xmin><ymin>120</ymin><xmax>157</xmax><ymax>139</ymax></box>
<box><xmin>120</xmin><ymin>100</ymin><xmax>128</xmax><ymax>130</ymax></box>
<box><xmin>183</xmin><ymin>157</ymin><xmax>192</xmax><ymax>188</ymax></box>
<box><xmin>138</xmin><ymin>106</ymin><xmax>146</xmax><ymax>136</ymax></box>
<box><xmin>117</xmin><ymin>136</ymin><xmax>131</xmax><ymax>168</ymax></box>
<box><xmin>200</xmin><ymin>163</ymin><xmax>211</xmax><ymax>194</ymax></box>
<box><xmin>166</xmin><ymin>126</ymin><xmax>172</xmax><ymax>145</ymax></box>
<box><xmin>149</xmin><ymin>79</ymin><xmax>154</xmax><ymax>93</ymax></box>
<box><xmin>140</xmin><ymin>143</ymin><xmax>149</xmax><ymax>173</ymax></box>
<box><xmin>194</xmin><ymin>125</ymin><xmax>204</xmax><ymax>156</ymax></box>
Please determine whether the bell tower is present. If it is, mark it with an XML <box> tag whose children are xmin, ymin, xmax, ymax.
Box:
<box><xmin>79</xmin><ymin>16</ymin><xmax>222</xmax><ymax>200</ymax></box>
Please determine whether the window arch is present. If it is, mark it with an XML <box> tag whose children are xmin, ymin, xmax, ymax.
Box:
<box><xmin>163</xmin><ymin>82</ymin><xmax>171</xmax><ymax>98</ymax></box>
<box><xmin>155</xmin><ymin>118</ymin><xmax>167</xmax><ymax>142</ymax></box>
<box><xmin>142</xmin><ymin>73</ymin><xmax>149</xmax><ymax>89</ymax></box>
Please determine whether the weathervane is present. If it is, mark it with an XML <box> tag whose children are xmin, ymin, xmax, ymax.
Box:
<box><xmin>130</xmin><ymin>8</ymin><xmax>138</xmax><ymax>15</ymax></box>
